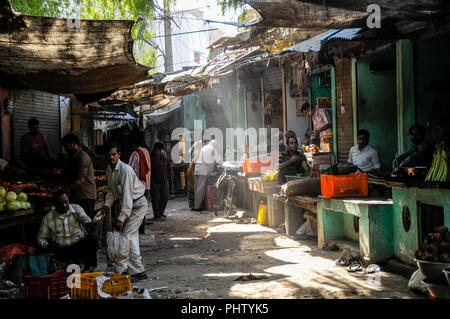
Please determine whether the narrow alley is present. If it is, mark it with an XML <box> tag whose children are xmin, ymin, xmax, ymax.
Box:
<box><xmin>97</xmin><ymin>198</ymin><xmax>416</xmax><ymax>299</ymax></box>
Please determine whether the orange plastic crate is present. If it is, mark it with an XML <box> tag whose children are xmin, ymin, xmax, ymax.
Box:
<box><xmin>70</xmin><ymin>272</ymin><xmax>131</xmax><ymax>299</ymax></box>
<box><xmin>243</xmin><ymin>158</ymin><xmax>261</xmax><ymax>173</ymax></box>
<box><xmin>320</xmin><ymin>173</ymin><xmax>368</xmax><ymax>198</ymax></box>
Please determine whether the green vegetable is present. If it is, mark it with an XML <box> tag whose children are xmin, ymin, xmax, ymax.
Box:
<box><xmin>5</xmin><ymin>191</ymin><xmax>17</xmax><ymax>202</ymax></box>
<box><xmin>0</xmin><ymin>204</ymin><xmax>4</xmax><ymax>211</ymax></box>
<box><xmin>6</xmin><ymin>200</ymin><xmax>21</xmax><ymax>211</ymax></box>
<box><xmin>425</xmin><ymin>142</ymin><xmax>449</xmax><ymax>182</ymax></box>
<box><xmin>17</xmin><ymin>192</ymin><xmax>28</xmax><ymax>202</ymax></box>
<box><xmin>0</xmin><ymin>186</ymin><xmax>5</xmax><ymax>197</ymax></box>
<box><xmin>0</xmin><ymin>196</ymin><xmax>5</xmax><ymax>205</ymax></box>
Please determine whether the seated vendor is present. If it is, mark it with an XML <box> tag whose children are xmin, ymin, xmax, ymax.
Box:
<box><xmin>392</xmin><ymin>124</ymin><xmax>433</xmax><ymax>174</ymax></box>
<box><xmin>348</xmin><ymin>129</ymin><xmax>381</xmax><ymax>174</ymax></box>
<box><xmin>278</xmin><ymin>137</ymin><xmax>310</xmax><ymax>185</ymax></box>
<box><xmin>37</xmin><ymin>190</ymin><xmax>97</xmax><ymax>271</ymax></box>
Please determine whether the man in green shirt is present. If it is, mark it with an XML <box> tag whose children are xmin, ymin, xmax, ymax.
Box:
<box><xmin>278</xmin><ymin>137</ymin><xmax>310</xmax><ymax>185</ymax></box>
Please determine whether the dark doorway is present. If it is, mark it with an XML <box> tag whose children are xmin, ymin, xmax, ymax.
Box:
<box><xmin>420</xmin><ymin>203</ymin><xmax>444</xmax><ymax>244</ymax></box>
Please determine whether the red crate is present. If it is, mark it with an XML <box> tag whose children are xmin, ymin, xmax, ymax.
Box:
<box><xmin>320</xmin><ymin>173</ymin><xmax>368</xmax><ymax>198</ymax></box>
<box><xmin>25</xmin><ymin>270</ymin><xmax>70</xmax><ymax>299</ymax></box>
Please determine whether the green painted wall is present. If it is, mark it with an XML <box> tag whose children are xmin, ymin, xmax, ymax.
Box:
<box><xmin>183</xmin><ymin>92</ymin><xmax>206</xmax><ymax>131</ymax></box>
<box><xmin>415</xmin><ymin>32</ymin><xmax>450</xmax><ymax>144</ymax></box>
<box><xmin>311</xmin><ymin>73</ymin><xmax>332</xmax><ymax>109</ymax></box>
<box><xmin>357</xmin><ymin>48</ymin><xmax>397</xmax><ymax>169</ymax></box>
<box><xmin>392</xmin><ymin>187</ymin><xmax>450</xmax><ymax>264</ymax></box>
<box><xmin>343</xmin><ymin>214</ymin><xmax>359</xmax><ymax>241</ymax></box>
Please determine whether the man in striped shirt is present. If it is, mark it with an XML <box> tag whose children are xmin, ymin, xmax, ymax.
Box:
<box><xmin>37</xmin><ymin>190</ymin><xmax>98</xmax><ymax>271</ymax></box>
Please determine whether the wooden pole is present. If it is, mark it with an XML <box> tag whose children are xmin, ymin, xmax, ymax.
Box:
<box><xmin>281</xmin><ymin>67</ymin><xmax>287</xmax><ymax>145</ymax></box>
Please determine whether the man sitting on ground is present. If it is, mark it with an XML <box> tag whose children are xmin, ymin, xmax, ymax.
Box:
<box><xmin>37</xmin><ymin>190</ymin><xmax>97</xmax><ymax>271</ymax></box>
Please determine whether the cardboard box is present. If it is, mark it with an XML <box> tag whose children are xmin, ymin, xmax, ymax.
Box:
<box><xmin>320</xmin><ymin>142</ymin><xmax>332</xmax><ymax>153</ymax></box>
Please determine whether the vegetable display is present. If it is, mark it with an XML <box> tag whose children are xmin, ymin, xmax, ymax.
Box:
<box><xmin>261</xmin><ymin>170</ymin><xmax>279</xmax><ymax>182</ymax></box>
<box><xmin>415</xmin><ymin>226</ymin><xmax>450</xmax><ymax>263</ymax></box>
<box><xmin>425</xmin><ymin>142</ymin><xmax>449</xmax><ymax>183</ymax></box>
<box><xmin>0</xmin><ymin>190</ymin><xmax>32</xmax><ymax>212</ymax></box>
<box><xmin>296</xmin><ymin>171</ymin><xmax>317</xmax><ymax>178</ymax></box>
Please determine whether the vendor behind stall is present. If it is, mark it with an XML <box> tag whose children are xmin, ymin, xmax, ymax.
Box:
<box><xmin>348</xmin><ymin>129</ymin><xmax>381</xmax><ymax>174</ymax></box>
<box><xmin>301</xmin><ymin>103</ymin><xmax>332</xmax><ymax>146</ymax></box>
<box><xmin>37</xmin><ymin>190</ymin><xmax>97</xmax><ymax>271</ymax></box>
<box><xmin>20</xmin><ymin>118</ymin><xmax>52</xmax><ymax>168</ymax></box>
<box><xmin>392</xmin><ymin>124</ymin><xmax>433</xmax><ymax>174</ymax></box>
<box><xmin>278</xmin><ymin>137</ymin><xmax>310</xmax><ymax>185</ymax></box>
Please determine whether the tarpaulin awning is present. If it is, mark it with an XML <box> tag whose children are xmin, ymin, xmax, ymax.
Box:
<box><xmin>0</xmin><ymin>1</ymin><xmax>151</xmax><ymax>95</ymax></box>
<box><xmin>242</xmin><ymin>0</ymin><xmax>369</xmax><ymax>29</ymax></box>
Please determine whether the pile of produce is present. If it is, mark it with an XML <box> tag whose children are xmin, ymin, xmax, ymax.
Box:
<box><xmin>321</xmin><ymin>131</ymin><xmax>333</xmax><ymax>143</ymax></box>
<box><xmin>296</xmin><ymin>171</ymin><xmax>317</xmax><ymax>178</ymax></box>
<box><xmin>0</xmin><ymin>181</ymin><xmax>35</xmax><ymax>192</ymax></box>
<box><xmin>0</xmin><ymin>187</ymin><xmax>32</xmax><ymax>211</ymax></box>
<box><xmin>261</xmin><ymin>170</ymin><xmax>278</xmax><ymax>182</ymax></box>
<box><xmin>302</xmin><ymin>144</ymin><xmax>320</xmax><ymax>154</ymax></box>
<box><xmin>415</xmin><ymin>226</ymin><xmax>450</xmax><ymax>263</ymax></box>
<box><xmin>94</xmin><ymin>175</ymin><xmax>107</xmax><ymax>182</ymax></box>
<box><xmin>425</xmin><ymin>142</ymin><xmax>449</xmax><ymax>182</ymax></box>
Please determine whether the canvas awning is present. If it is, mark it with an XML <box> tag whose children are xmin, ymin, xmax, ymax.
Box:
<box><xmin>243</xmin><ymin>0</ymin><xmax>369</xmax><ymax>29</ymax></box>
<box><xmin>0</xmin><ymin>1</ymin><xmax>151</xmax><ymax>96</ymax></box>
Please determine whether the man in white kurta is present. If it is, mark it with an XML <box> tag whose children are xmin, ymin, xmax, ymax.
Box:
<box><xmin>193</xmin><ymin>140</ymin><xmax>221</xmax><ymax>211</ymax></box>
<box><xmin>103</xmin><ymin>144</ymin><xmax>148</xmax><ymax>280</ymax></box>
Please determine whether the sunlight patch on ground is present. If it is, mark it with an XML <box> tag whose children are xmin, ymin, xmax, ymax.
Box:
<box><xmin>208</xmin><ymin>217</ymin><xmax>234</xmax><ymax>223</ymax></box>
<box><xmin>169</xmin><ymin>237</ymin><xmax>203</xmax><ymax>241</ymax></box>
<box><xmin>264</xmin><ymin>248</ymin><xmax>323</xmax><ymax>264</ymax></box>
<box><xmin>229</xmin><ymin>281</ymin><xmax>297</xmax><ymax>299</ymax></box>
<box><xmin>274</xmin><ymin>236</ymin><xmax>311</xmax><ymax>249</ymax></box>
<box><xmin>203</xmin><ymin>272</ymin><xmax>268</xmax><ymax>278</ymax></box>
<box><xmin>207</xmin><ymin>223</ymin><xmax>277</xmax><ymax>234</ymax></box>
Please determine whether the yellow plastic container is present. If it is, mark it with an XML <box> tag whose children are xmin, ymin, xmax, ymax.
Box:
<box><xmin>257</xmin><ymin>201</ymin><xmax>267</xmax><ymax>225</ymax></box>
<box><xmin>70</xmin><ymin>272</ymin><xmax>131</xmax><ymax>299</ymax></box>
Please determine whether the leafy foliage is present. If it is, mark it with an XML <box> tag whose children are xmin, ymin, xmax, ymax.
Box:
<box><xmin>217</xmin><ymin>0</ymin><xmax>245</xmax><ymax>14</ymax></box>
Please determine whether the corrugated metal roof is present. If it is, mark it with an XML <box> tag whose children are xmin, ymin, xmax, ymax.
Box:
<box><xmin>282</xmin><ymin>30</ymin><xmax>338</xmax><ymax>53</ymax></box>
<box><xmin>325</xmin><ymin>28</ymin><xmax>362</xmax><ymax>41</ymax></box>
<box><xmin>281</xmin><ymin>28</ymin><xmax>362</xmax><ymax>54</ymax></box>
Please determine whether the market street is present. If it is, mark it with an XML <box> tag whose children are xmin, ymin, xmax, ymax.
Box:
<box><xmin>96</xmin><ymin>197</ymin><xmax>417</xmax><ymax>299</ymax></box>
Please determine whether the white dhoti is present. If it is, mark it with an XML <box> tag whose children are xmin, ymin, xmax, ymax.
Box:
<box><xmin>114</xmin><ymin>196</ymin><xmax>147</xmax><ymax>275</ymax></box>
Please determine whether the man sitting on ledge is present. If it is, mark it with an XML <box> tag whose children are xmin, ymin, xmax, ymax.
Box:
<box><xmin>37</xmin><ymin>190</ymin><xmax>97</xmax><ymax>271</ymax></box>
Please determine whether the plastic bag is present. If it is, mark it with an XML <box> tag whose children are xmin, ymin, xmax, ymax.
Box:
<box><xmin>106</xmin><ymin>231</ymin><xmax>127</xmax><ymax>263</ymax></box>
<box><xmin>295</xmin><ymin>212</ymin><xmax>317</xmax><ymax>236</ymax></box>
<box><xmin>408</xmin><ymin>269</ymin><xmax>428</xmax><ymax>295</ymax></box>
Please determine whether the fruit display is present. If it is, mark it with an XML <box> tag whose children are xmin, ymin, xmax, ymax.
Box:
<box><xmin>425</xmin><ymin>142</ymin><xmax>449</xmax><ymax>183</ymax></box>
<box><xmin>0</xmin><ymin>190</ymin><xmax>32</xmax><ymax>212</ymax></box>
<box><xmin>302</xmin><ymin>144</ymin><xmax>320</xmax><ymax>154</ymax></box>
<box><xmin>415</xmin><ymin>226</ymin><xmax>450</xmax><ymax>263</ymax></box>
<box><xmin>261</xmin><ymin>170</ymin><xmax>279</xmax><ymax>182</ymax></box>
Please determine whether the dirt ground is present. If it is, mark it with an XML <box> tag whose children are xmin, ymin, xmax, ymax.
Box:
<box><xmin>96</xmin><ymin>197</ymin><xmax>420</xmax><ymax>299</ymax></box>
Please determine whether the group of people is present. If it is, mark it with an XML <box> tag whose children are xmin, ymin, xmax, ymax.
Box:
<box><xmin>20</xmin><ymin>121</ymin><xmax>174</xmax><ymax>281</ymax></box>
<box><xmin>278</xmin><ymin>122</ymin><xmax>433</xmax><ymax>184</ymax></box>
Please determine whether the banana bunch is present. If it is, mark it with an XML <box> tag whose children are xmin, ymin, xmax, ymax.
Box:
<box><xmin>425</xmin><ymin>142</ymin><xmax>449</xmax><ymax>182</ymax></box>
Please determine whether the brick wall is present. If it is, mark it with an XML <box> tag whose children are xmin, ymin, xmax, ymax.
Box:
<box><xmin>333</xmin><ymin>57</ymin><xmax>354</xmax><ymax>164</ymax></box>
